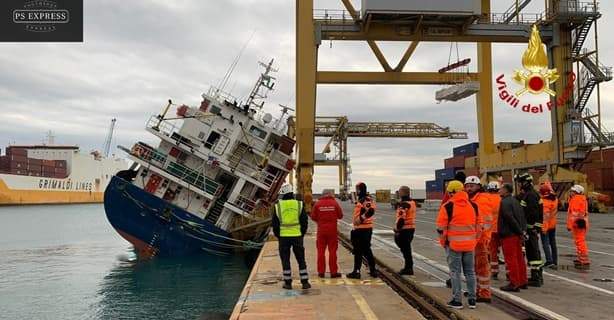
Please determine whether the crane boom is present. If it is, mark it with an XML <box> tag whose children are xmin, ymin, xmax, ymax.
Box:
<box><xmin>315</xmin><ymin>117</ymin><xmax>467</xmax><ymax>139</ymax></box>
<box><xmin>103</xmin><ymin>118</ymin><xmax>116</xmax><ymax>157</ymax></box>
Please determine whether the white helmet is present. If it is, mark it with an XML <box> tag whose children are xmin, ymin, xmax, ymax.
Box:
<box><xmin>279</xmin><ymin>184</ymin><xmax>293</xmax><ymax>195</ymax></box>
<box><xmin>464</xmin><ymin>176</ymin><xmax>481</xmax><ymax>185</ymax></box>
<box><xmin>570</xmin><ymin>184</ymin><xmax>585</xmax><ymax>194</ymax></box>
<box><xmin>486</xmin><ymin>181</ymin><xmax>500</xmax><ymax>191</ymax></box>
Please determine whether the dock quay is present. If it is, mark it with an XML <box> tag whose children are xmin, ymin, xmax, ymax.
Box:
<box><xmin>231</xmin><ymin>200</ymin><xmax>614</xmax><ymax>320</ymax></box>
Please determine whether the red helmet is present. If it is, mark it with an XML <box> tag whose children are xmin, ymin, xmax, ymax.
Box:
<box><xmin>539</xmin><ymin>181</ymin><xmax>553</xmax><ymax>195</ymax></box>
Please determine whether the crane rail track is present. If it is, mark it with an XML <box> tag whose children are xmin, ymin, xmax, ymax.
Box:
<box><xmin>338</xmin><ymin>232</ymin><xmax>554</xmax><ymax>320</ymax></box>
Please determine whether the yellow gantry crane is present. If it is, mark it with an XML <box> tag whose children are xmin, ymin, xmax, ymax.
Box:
<box><xmin>314</xmin><ymin>116</ymin><xmax>468</xmax><ymax>199</ymax></box>
<box><xmin>295</xmin><ymin>0</ymin><xmax>611</xmax><ymax>210</ymax></box>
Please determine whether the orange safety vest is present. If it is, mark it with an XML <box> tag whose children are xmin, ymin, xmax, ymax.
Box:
<box><xmin>395</xmin><ymin>200</ymin><xmax>416</xmax><ymax>230</ymax></box>
<box><xmin>353</xmin><ymin>197</ymin><xmax>376</xmax><ymax>229</ymax></box>
<box><xmin>485</xmin><ymin>193</ymin><xmax>501</xmax><ymax>233</ymax></box>
<box><xmin>436</xmin><ymin>191</ymin><xmax>481</xmax><ymax>252</ymax></box>
<box><xmin>471</xmin><ymin>192</ymin><xmax>494</xmax><ymax>243</ymax></box>
<box><xmin>567</xmin><ymin>194</ymin><xmax>588</xmax><ymax>230</ymax></box>
<box><xmin>541</xmin><ymin>197</ymin><xmax>558</xmax><ymax>231</ymax></box>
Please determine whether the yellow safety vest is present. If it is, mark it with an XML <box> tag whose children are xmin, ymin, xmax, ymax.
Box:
<box><xmin>275</xmin><ymin>199</ymin><xmax>303</xmax><ymax>237</ymax></box>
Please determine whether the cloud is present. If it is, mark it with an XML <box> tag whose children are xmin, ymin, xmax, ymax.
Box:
<box><xmin>0</xmin><ymin>0</ymin><xmax>612</xmax><ymax>193</ymax></box>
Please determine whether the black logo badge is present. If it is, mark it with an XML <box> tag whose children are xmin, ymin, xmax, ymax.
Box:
<box><xmin>1</xmin><ymin>0</ymin><xmax>82</xmax><ymax>42</ymax></box>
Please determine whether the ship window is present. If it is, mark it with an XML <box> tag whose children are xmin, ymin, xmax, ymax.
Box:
<box><xmin>198</xmin><ymin>131</ymin><xmax>206</xmax><ymax>140</ymax></box>
<box><xmin>140</xmin><ymin>169</ymin><xmax>149</xmax><ymax>177</ymax></box>
<box><xmin>209</xmin><ymin>105</ymin><xmax>221</xmax><ymax>115</ymax></box>
<box><xmin>204</xmin><ymin>131</ymin><xmax>221</xmax><ymax>149</ymax></box>
<box><xmin>249</xmin><ymin>126</ymin><xmax>267</xmax><ymax>140</ymax></box>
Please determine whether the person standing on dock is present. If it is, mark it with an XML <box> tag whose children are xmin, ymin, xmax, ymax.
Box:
<box><xmin>437</xmin><ymin>180</ymin><xmax>480</xmax><ymax>310</ymax></box>
<box><xmin>272</xmin><ymin>184</ymin><xmax>311</xmax><ymax>290</ymax></box>
<box><xmin>567</xmin><ymin>185</ymin><xmax>590</xmax><ymax>270</ymax></box>
<box><xmin>498</xmin><ymin>183</ymin><xmax>528</xmax><ymax>292</ymax></box>
<box><xmin>465</xmin><ymin>176</ymin><xmax>494</xmax><ymax>303</ymax></box>
<box><xmin>346</xmin><ymin>182</ymin><xmax>378</xmax><ymax>279</ymax></box>
<box><xmin>310</xmin><ymin>190</ymin><xmax>343</xmax><ymax>278</ymax></box>
<box><xmin>539</xmin><ymin>181</ymin><xmax>559</xmax><ymax>269</ymax></box>
<box><xmin>485</xmin><ymin>182</ymin><xmax>503</xmax><ymax>280</ymax></box>
<box><xmin>394</xmin><ymin>186</ymin><xmax>416</xmax><ymax>276</ymax></box>
<box><xmin>514</xmin><ymin>173</ymin><xmax>544</xmax><ymax>287</ymax></box>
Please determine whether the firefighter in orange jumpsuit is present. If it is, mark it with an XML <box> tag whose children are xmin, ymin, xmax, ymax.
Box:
<box><xmin>567</xmin><ymin>185</ymin><xmax>590</xmax><ymax>269</ymax></box>
<box><xmin>465</xmin><ymin>176</ymin><xmax>494</xmax><ymax>303</ymax></box>
<box><xmin>540</xmin><ymin>181</ymin><xmax>559</xmax><ymax>268</ymax></box>
<box><xmin>394</xmin><ymin>186</ymin><xmax>416</xmax><ymax>275</ymax></box>
<box><xmin>485</xmin><ymin>182</ymin><xmax>503</xmax><ymax>279</ymax></box>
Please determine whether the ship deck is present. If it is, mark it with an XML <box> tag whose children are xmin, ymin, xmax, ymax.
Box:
<box><xmin>231</xmin><ymin>200</ymin><xmax>614</xmax><ymax>320</ymax></box>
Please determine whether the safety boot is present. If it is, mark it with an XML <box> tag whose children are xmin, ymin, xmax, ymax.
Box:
<box><xmin>301</xmin><ymin>279</ymin><xmax>312</xmax><ymax>290</ymax></box>
<box><xmin>528</xmin><ymin>270</ymin><xmax>541</xmax><ymax>287</ymax></box>
<box><xmin>575</xmin><ymin>263</ymin><xmax>590</xmax><ymax>270</ymax></box>
<box><xmin>491</xmin><ymin>272</ymin><xmax>498</xmax><ymax>280</ymax></box>
<box><xmin>282</xmin><ymin>280</ymin><xmax>292</xmax><ymax>290</ymax></box>
<box><xmin>369</xmin><ymin>269</ymin><xmax>379</xmax><ymax>278</ymax></box>
<box><xmin>399</xmin><ymin>268</ymin><xmax>414</xmax><ymax>276</ymax></box>
<box><xmin>346</xmin><ymin>271</ymin><xmax>361</xmax><ymax>279</ymax></box>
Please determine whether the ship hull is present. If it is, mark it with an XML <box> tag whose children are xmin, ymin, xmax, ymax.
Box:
<box><xmin>104</xmin><ymin>176</ymin><xmax>236</xmax><ymax>258</ymax></box>
<box><xmin>0</xmin><ymin>175</ymin><xmax>103</xmax><ymax>205</ymax></box>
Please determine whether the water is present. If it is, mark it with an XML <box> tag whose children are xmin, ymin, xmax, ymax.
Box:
<box><xmin>0</xmin><ymin>204</ymin><xmax>255</xmax><ymax>320</ymax></box>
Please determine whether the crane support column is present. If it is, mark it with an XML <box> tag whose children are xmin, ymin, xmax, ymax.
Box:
<box><xmin>296</xmin><ymin>0</ymin><xmax>317</xmax><ymax>209</ymax></box>
<box><xmin>477</xmin><ymin>0</ymin><xmax>495</xmax><ymax>166</ymax></box>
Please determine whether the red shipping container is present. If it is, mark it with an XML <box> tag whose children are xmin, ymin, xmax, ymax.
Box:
<box><xmin>41</xmin><ymin>172</ymin><xmax>53</xmax><ymax>178</ymax></box>
<box><xmin>10</xmin><ymin>162</ymin><xmax>27</xmax><ymax>169</ymax></box>
<box><xmin>54</xmin><ymin>173</ymin><xmax>67</xmax><ymax>179</ymax></box>
<box><xmin>11</xmin><ymin>155</ymin><xmax>27</xmax><ymax>163</ymax></box>
<box><xmin>27</xmin><ymin>158</ymin><xmax>42</xmax><ymax>166</ymax></box>
<box><xmin>28</xmin><ymin>164</ymin><xmax>42</xmax><ymax>172</ymax></box>
<box><xmin>444</xmin><ymin>155</ymin><xmax>466</xmax><ymax>169</ymax></box>
<box><xmin>587</xmin><ymin>168</ymin><xmax>614</xmax><ymax>190</ymax></box>
<box><xmin>426</xmin><ymin>191</ymin><xmax>444</xmax><ymax>200</ymax></box>
<box><xmin>42</xmin><ymin>159</ymin><xmax>55</xmax><ymax>166</ymax></box>
<box><xmin>10</xmin><ymin>168</ymin><xmax>26</xmax><ymax>175</ymax></box>
<box><xmin>54</xmin><ymin>167</ymin><xmax>67</xmax><ymax>174</ymax></box>
<box><xmin>54</xmin><ymin>160</ymin><xmax>66</xmax><ymax>168</ymax></box>
<box><xmin>7</xmin><ymin>147</ymin><xmax>27</xmax><ymax>156</ymax></box>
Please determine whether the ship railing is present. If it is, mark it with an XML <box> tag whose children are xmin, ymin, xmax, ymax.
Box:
<box><xmin>147</xmin><ymin>115</ymin><xmax>181</xmax><ymax>137</ymax></box>
<box><xmin>234</xmin><ymin>195</ymin><xmax>257</xmax><ymax>212</ymax></box>
<box><xmin>126</xmin><ymin>142</ymin><xmax>222</xmax><ymax>196</ymax></box>
<box><xmin>228</xmin><ymin>153</ymin><xmax>278</xmax><ymax>188</ymax></box>
<box><xmin>269</xmin><ymin>150</ymin><xmax>290</xmax><ymax>168</ymax></box>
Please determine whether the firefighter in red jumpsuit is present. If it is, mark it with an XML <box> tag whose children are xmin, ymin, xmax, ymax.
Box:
<box><xmin>311</xmin><ymin>190</ymin><xmax>344</xmax><ymax>278</ymax></box>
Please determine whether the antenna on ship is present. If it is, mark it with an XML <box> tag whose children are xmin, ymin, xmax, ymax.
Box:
<box><xmin>103</xmin><ymin>118</ymin><xmax>117</xmax><ymax>157</ymax></box>
<box><xmin>246</xmin><ymin>58</ymin><xmax>278</xmax><ymax>111</ymax></box>
<box><xmin>275</xmin><ymin>104</ymin><xmax>294</xmax><ymax>130</ymax></box>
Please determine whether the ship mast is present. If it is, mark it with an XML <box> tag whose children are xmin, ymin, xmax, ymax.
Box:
<box><xmin>245</xmin><ymin>59</ymin><xmax>277</xmax><ymax>111</ymax></box>
<box><xmin>103</xmin><ymin>118</ymin><xmax>116</xmax><ymax>157</ymax></box>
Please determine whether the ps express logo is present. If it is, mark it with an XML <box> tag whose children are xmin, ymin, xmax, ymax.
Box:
<box><xmin>13</xmin><ymin>0</ymin><xmax>69</xmax><ymax>32</ymax></box>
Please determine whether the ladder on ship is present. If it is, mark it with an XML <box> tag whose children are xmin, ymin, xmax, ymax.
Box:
<box><xmin>206</xmin><ymin>198</ymin><xmax>227</xmax><ymax>225</ymax></box>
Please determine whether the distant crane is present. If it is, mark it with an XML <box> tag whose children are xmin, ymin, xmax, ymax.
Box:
<box><xmin>103</xmin><ymin>118</ymin><xmax>117</xmax><ymax>157</ymax></box>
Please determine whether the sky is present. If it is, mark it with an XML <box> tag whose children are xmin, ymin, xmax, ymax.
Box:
<box><xmin>1</xmin><ymin>0</ymin><xmax>613</xmax><ymax>192</ymax></box>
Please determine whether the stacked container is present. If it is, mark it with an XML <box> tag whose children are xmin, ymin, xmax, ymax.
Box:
<box><xmin>581</xmin><ymin>149</ymin><xmax>614</xmax><ymax>205</ymax></box>
<box><xmin>1</xmin><ymin>147</ymin><xmax>69</xmax><ymax>178</ymax></box>
<box><xmin>424</xmin><ymin>142</ymin><xmax>479</xmax><ymax>200</ymax></box>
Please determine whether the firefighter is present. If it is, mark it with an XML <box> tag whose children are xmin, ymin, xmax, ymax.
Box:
<box><xmin>272</xmin><ymin>184</ymin><xmax>311</xmax><ymax>290</ymax></box>
<box><xmin>567</xmin><ymin>185</ymin><xmax>590</xmax><ymax>269</ymax></box>
<box><xmin>464</xmin><ymin>176</ymin><xmax>494</xmax><ymax>303</ymax></box>
<box><xmin>346</xmin><ymin>182</ymin><xmax>378</xmax><ymax>279</ymax></box>
<box><xmin>514</xmin><ymin>172</ymin><xmax>544</xmax><ymax>287</ymax></box>
<box><xmin>311</xmin><ymin>190</ymin><xmax>343</xmax><ymax>278</ymax></box>
<box><xmin>437</xmin><ymin>180</ymin><xmax>480</xmax><ymax>310</ymax></box>
<box><xmin>540</xmin><ymin>181</ymin><xmax>559</xmax><ymax>268</ymax></box>
<box><xmin>394</xmin><ymin>185</ymin><xmax>416</xmax><ymax>276</ymax></box>
<box><xmin>485</xmin><ymin>181</ymin><xmax>503</xmax><ymax>279</ymax></box>
<box><xmin>498</xmin><ymin>183</ymin><xmax>528</xmax><ymax>292</ymax></box>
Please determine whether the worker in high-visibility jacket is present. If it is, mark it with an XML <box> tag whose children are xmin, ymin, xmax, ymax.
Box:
<box><xmin>567</xmin><ymin>185</ymin><xmax>590</xmax><ymax>269</ymax></box>
<box><xmin>540</xmin><ymin>181</ymin><xmax>559</xmax><ymax>268</ymax></box>
<box><xmin>311</xmin><ymin>190</ymin><xmax>343</xmax><ymax>278</ymax></box>
<box><xmin>485</xmin><ymin>181</ymin><xmax>503</xmax><ymax>279</ymax></box>
<box><xmin>347</xmin><ymin>182</ymin><xmax>378</xmax><ymax>279</ymax></box>
<box><xmin>465</xmin><ymin>176</ymin><xmax>494</xmax><ymax>303</ymax></box>
<box><xmin>394</xmin><ymin>185</ymin><xmax>416</xmax><ymax>276</ymax></box>
<box><xmin>272</xmin><ymin>184</ymin><xmax>311</xmax><ymax>290</ymax></box>
<box><xmin>437</xmin><ymin>180</ymin><xmax>481</xmax><ymax>310</ymax></box>
<box><xmin>514</xmin><ymin>172</ymin><xmax>544</xmax><ymax>287</ymax></box>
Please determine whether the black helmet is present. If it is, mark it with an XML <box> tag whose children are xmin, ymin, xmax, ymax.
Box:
<box><xmin>514</xmin><ymin>172</ymin><xmax>533</xmax><ymax>183</ymax></box>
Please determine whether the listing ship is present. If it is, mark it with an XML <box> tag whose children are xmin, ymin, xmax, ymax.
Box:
<box><xmin>0</xmin><ymin>145</ymin><xmax>128</xmax><ymax>205</ymax></box>
<box><xmin>104</xmin><ymin>60</ymin><xmax>296</xmax><ymax>257</ymax></box>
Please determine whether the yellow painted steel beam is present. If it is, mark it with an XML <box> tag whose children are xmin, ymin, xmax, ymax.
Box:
<box><xmin>317</xmin><ymin>71</ymin><xmax>478</xmax><ymax>85</ymax></box>
<box><xmin>296</xmin><ymin>0</ymin><xmax>317</xmax><ymax>209</ymax></box>
<box><xmin>476</xmin><ymin>0</ymin><xmax>495</xmax><ymax>163</ymax></box>
<box><xmin>367</xmin><ymin>41</ymin><xmax>393</xmax><ymax>72</ymax></box>
<box><xmin>394</xmin><ymin>41</ymin><xmax>420</xmax><ymax>72</ymax></box>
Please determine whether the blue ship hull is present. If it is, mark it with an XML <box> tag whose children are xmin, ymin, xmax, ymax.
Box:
<box><xmin>104</xmin><ymin>176</ymin><xmax>238</xmax><ymax>258</ymax></box>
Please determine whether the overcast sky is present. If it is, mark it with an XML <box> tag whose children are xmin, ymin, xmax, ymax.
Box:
<box><xmin>1</xmin><ymin>0</ymin><xmax>613</xmax><ymax>192</ymax></box>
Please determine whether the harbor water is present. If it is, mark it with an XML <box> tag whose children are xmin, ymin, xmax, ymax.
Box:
<box><xmin>0</xmin><ymin>204</ymin><xmax>255</xmax><ymax>320</ymax></box>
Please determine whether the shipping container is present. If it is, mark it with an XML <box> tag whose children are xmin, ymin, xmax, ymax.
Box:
<box><xmin>10</xmin><ymin>168</ymin><xmax>26</xmax><ymax>175</ymax></box>
<box><xmin>7</xmin><ymin>147</ymin><xmax>27</xmax><ymax>156</ymax></box>
<box><xmin>42</xmin><ymin>159</ymin><xmax>55</xmax><ymax>166</ymax></box>
<box><xmin>462</xmin><ymin>168</ymin><xmax>479</xmax><ymax>177</ymax></box>
<box><xmin>27</xmin><ymin>164</ymin><xmax>42</xmax><ymax>172</ymax></box>
<box><xmin>10</xmin><ymin>155</ymin><xmax>27</xmax><ymax>163</ymax></box>
<box><xmin>445</xmin><ymin>155</ymin><xmax>466</xmax><ymax>168</ymax></box>
<box><xmin>375</xmin><ymin>189</ymin><xmax>391</xmax><ymax>203</ymax></box>
<box><xmin>54</xmin><ymin>167</ymin><xmax>67</xmax><ymax>174</ymax></box>
<box><xmin>587</xmin><ymin>168</ymin><xmax>614</xmax><ymax>190</ymax></box>
<box><xmin>425</xmin><ymin>179</ymin><xmax>443</xmax><ymax>192</ymax></box>
<box><xmin>426</xmin><ymin>191</ymin><xmax>444</xmax><ymax>200</ymax></box>
<box><xmin>361</xmin><ymin>0</ymin><xmax>481</xmax><ymax>17</ymax></box>
<box><xmin>10</xmin><ymin>161</ymin><xmax>27</xmax><ymax>169</ymax></box>
<box><xmin>435</xmin><ymin>167</ymin><xmax>460</xmax><ymax>181</ymax></box>
<box><xmin>27</xmin><ymin>158</ymin><xmax>42</xmax><ymax>166</ymax></box>
<box><xmin>464</xmin><ymin>156</ymin><xmax>479</xmax><ymax>169</ymax></box>
<box><xmin>55</xmin><ymin>160</ymin><xmax>67</xmax><ymax>168</ymax></box>
<box><xmin>453</xmin><ymin>142</ymin><xmax>479</xmax><ymax>157</ymax></box>
<box><xmin>54</xmin><ymin>173</ymin><xmax>67</xmax><ymax>179</ymax></box>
